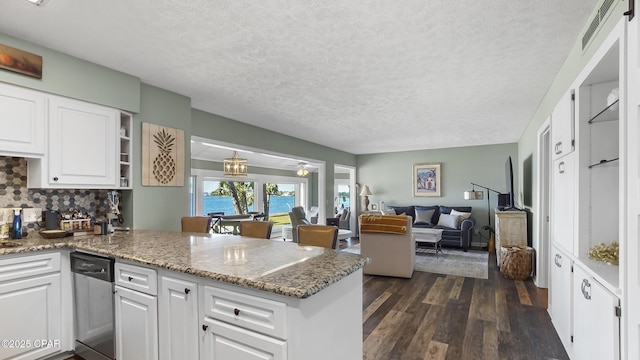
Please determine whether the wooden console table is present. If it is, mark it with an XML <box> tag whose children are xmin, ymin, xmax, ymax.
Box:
<box><xmin>495</xmin><ymin>209</ymin><xmax>527</xmax><ymax>266</ymax></box>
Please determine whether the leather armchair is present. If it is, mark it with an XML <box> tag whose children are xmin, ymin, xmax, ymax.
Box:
<box><xmin>288</xmin><ymin>206</ymin><xmax>311</xmax><ymax>242</ymax></box>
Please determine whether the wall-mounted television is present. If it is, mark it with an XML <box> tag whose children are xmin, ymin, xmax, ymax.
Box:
<box><xmin>500</xmin><ymin>155</ymin><xmax>515</xmax><ymax>209</ymax></box>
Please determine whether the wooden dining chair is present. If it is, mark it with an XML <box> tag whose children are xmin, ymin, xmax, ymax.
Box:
<box><xmin>297</xmin><ymin>225</ymin><xmax>338</xmax><ymax>249</ymax></box>
<box><xmin>240</xmin><ymin>221</ymin><xmax>274</xmax><ymax>239</ymax></box>
<box><xmin>181</xmin><ymin>216</ymin><xmax>212</xmax><ymax>233</ymax></box>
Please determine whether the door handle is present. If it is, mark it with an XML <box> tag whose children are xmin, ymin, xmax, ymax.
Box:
<box><xmin>581</xmin><ymin>279</ymin><xmax>592</xmax><ymax>300</ymax></box>
<box><xmin>558</xmin><ymin>161</ymin><xmax>565</xmax><ymax>174</ymax></box>
<box><xmin>555</xmin><ymin>254</ymin><xmax>562</xmax><ymax>267</ymax></box>
<box><xmin>555</xmin><ymin>142</ymin><xmax>563</xmax><ymax>155</ymax></box>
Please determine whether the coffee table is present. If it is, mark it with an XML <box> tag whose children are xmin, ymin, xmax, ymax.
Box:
<box><xmin>413</xmin><ymin>228</ymin><xmax>443</xmax><ymax>258</ymax></box>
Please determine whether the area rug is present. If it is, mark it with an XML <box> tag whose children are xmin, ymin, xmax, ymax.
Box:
<box><xmin>343</xmin><ymin>244</ymin><xmax>489</xmax><ymax>279</ymax></box>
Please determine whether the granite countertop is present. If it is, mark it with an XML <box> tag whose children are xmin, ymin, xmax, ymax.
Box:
<box><xmin>0</xmin><ymin>230</ymin><xmax>369</xmax><ymax>299</ymax></box>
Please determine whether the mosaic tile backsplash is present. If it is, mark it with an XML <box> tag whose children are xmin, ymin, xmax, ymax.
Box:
<box><xmin>1</xmin><ymin>156</ymin><xmax>110</xmax><ymax>233</ymax></box>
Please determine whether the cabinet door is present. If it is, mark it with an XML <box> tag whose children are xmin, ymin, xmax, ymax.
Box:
<box><xmin>159</xmin><ymin>276</ymin><xmax>198</xmax><ymax>360</ymax></box>
<box><xmin>201</xmin><ymin>318</ymin><xmax>286</xmax><ymax>360</ymax></box>
<box><xmin>115</xmin><ymin>285</ymin><xmax>159</xmax><ymax>360</ymax></box>
<box><xmin>0</xmin><ymin>273</ymin><xmax>61</xmax><ymax>360</ymax></box>
<box><xmin>48</xmin><ymin>97</ymin><xmax>117</xmax><ymax>187</ymax></box>
<box><xmin>573</xmin><ymin>265</ymin><xmax>620</xmax><ymax>360</ymax></box>
<box><xmin>551</xmin><ymin>155</ymin><xmax>575</xmax><ymax>253</ymax></box>
<box><xmin>0</xmin><ymin>82</ymin><xmax>46</xmax><ymax>157</ymax></box>
<box><xmin>551</xmin><ymin>89</ymin><xmax>575</xmax><ymax>160</ymax></box>
<box><xmin>548</xmin><ymin>246</ymin><xmax>572</xmax><ymax>355</ymax></box>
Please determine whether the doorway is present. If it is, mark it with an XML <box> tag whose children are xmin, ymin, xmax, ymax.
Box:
<box><xmin>535</xmin><ymin>119</ymin><xmax>551</xmax><ymax>288</ymax></box>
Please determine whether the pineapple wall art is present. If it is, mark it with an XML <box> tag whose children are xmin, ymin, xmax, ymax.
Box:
<box><xmin>142</xmin><ymin>122</ymin><xmax>185</xmax><ymax>186</ymax></box>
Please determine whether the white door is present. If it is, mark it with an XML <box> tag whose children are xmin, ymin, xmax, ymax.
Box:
<box><xmin>551</xmin><ymin>154</ymin><xmax>575</xmax><ymax>254</ymax></box>
<box><xmin>115</xmin><ymin>285</ymin><xmax>158</xmax><ymax>360</ymax></box>
<box><xmin>0</xmin><ymin>82</ymin><xmax>46</xmax><ymax>157</ymax></box>
<box><xmin>48</xmin><ymin>97</ymin><xmax>117</xmax><ymax>187</ymax></box>
<box><xmin>201</xmin><ymin>318</ymin><xmax>286</xmax><ymax>360</ymax></box>
<box><xmin>548</xmin><ymin>246</ymin><xmax>572</xmax><ymax>356</ymax></box>
<box><xmin>573</xmin><ymin>265</ymin><xmax>620</xmax><ymax>360</ymax></box>
<box><xmin>0</xmin><ymin>274</ymin><xmax>61</xmax><ymax>360</ymax></box>
<box><xmin>158</xmin><ymin>276</ymin><xmax>198</xmax><ymax>360</ymax></box>
<box><xmin>625</xmin><ymin>3</ymin><xmax>640</xmax><ymax>359</ymax></box>
<box><xmin>551</xmin><ymin>89</ymin><xmax>575</xmax><ymax>160</ymax></box>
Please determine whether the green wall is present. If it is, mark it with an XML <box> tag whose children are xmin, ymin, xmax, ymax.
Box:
<box><xmin>128</xmin><ymin>84</ymin><xmax>192</xmax><ymax>231</ymax></box>
<box><xmin>357</xmin><ymin>143</ymin><xmax>517</xmax><ymax>232</ymax></box>
<box><xmin>191</xmin><ymin>109</ymin><xmax>356</xmax><ymax>209</ymax></box>
<box><xmin>0</xmin><ymin>33</ymin><xmax>140</xmax><ymax>112</ymax></box>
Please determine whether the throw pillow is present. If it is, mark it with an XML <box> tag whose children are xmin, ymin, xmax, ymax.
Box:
<box><xmin>437</xmin><ymin>213</ymin><xmax>460</xmax><ymax>229</ymax></box>
<box><xmin>450</xmin><ymin>209</ymin><xmax>472</xmax><ymax>229</ymax></box>
<box><xmin>414</xmin><ymin>209</ymin><xmax>435</xmax><ymax>225</ymax></box>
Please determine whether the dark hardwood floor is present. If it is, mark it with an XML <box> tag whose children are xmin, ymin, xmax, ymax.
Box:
<box><xmin>66</xmin><ymin>238</ymin><xmax>564</xmax><ymax>360</ymax></box>
<box><xmin>360</xmin><ymin>243</ymin><xmax>567</xmax><ymax>360</ymax></box>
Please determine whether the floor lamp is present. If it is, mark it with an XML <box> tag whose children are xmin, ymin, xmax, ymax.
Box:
<box><xmin>464</xmin><ymin>182</ymin><xmax>501</xmax><ymax>248</ymax></box>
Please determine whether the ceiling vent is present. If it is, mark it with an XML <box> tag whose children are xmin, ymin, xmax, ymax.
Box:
<box><xmin>582</xmin><ymin>0</ymin><xmax>616</xmax><ymax>50</ymax></box>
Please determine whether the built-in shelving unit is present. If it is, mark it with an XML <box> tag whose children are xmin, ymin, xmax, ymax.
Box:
<box><xmin>119</xmin><ymin>112</ymin><xmax>132</xmax><ymax>189</ymax></box>
<box><xmin>577</xmin><ymin>38</ymin><xmax>620</xmax><ymax>288</ymax></box>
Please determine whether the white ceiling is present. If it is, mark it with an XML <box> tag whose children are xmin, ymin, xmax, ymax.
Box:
<box><xmin>0</xmin><ymin>0</ymin><xmax>599</xmax><ymax>157</ymax></box>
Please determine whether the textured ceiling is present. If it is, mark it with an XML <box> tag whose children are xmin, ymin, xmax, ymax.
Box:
<box><xmin>0</xmin><ymin>0</ymin><xmax>599</xmax><ymax>155</ymax></box>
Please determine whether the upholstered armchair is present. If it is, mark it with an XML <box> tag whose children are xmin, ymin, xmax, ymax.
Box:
<box><xmin>307</xmin><ymin>206</ymin><xmax>319</xmax><ymax>224</ymax></box>
<box><xmin>339</xmin><ymin>209</ymin><xmax>350</xmax><ymax>230</ymax></box>
<box><xmin>288</xmin><ymin>206</ymin><xmax>311</xmax><ymax>243</ymax></box>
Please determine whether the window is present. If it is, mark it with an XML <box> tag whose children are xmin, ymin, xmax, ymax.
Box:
<box><xmin>203</xmin><ymin>180</ymin><xmax>255</xmax><ymax>216</ymax></box>
<box><xmin>337</xmin><ymin>184</ymin><xmax>350</xmax><ymax>211</ymax></box>
<box><xmin>263</xmin><ymin>182</ymin><xmax>295</xmax><ymax>226</ymax></box>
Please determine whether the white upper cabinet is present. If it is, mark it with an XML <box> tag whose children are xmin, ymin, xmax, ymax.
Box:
<box><xmin>0</xmin><ymin>82</ymin><xmax>46</xmax><ymax>158</ymax></box>
<box><xmin>551</xmin><ymin>154</ymin><xmax>575</xmax><ymax>254</ymax></box>
<box><xmin>28</xmin><ymin>96</ymin><xmax>119</xmax><ymax>188</ymax></box>
<box><xmin>551</xmin><ymin>89</ymin><xmax>575</xmax><ymax>160</ymax></box>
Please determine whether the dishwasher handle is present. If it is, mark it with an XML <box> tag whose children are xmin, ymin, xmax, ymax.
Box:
<box><xmin>71</xmin><ymin>252</ymin><xmax>115</xmax><ymax>282</ymax></box>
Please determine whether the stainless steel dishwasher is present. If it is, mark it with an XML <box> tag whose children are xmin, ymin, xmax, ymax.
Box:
<box><xmin>71</xmin><ymin>252</ymin><xmax>116</xmax><ymax>360</ymax></box>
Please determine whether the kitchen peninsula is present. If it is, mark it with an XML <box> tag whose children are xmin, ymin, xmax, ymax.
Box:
<box><xmin>0</xmin><ymin>231</ymin><xmax>369</xmax><ymax>360</ymax></box>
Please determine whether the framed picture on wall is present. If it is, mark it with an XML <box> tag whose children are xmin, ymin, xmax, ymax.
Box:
<box><xmin>413</xmin><ymin>163</ymin><xmax>441</xmax><ymax>197</ymax></box>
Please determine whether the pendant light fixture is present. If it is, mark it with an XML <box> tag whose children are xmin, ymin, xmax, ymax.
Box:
<box><xmin>223</xmin><ymin>151</ymin><xmax>248</xmax><ymax>177</ymax></box>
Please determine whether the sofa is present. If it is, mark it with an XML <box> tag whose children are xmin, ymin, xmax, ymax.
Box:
<box><xmin>386</xmin><ymin>205</ymin><xmax>475</xmax><ymax>251</ymax></box>
<box><xmin>359</xmin><ymin>215</ymin><xmax>415</xmax><ymax>278</ymax></box>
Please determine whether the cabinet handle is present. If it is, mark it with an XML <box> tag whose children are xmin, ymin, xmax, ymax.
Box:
<box><xmin>555</xmin><ymin>142</ymin><xmax>563</xmax><ymax>155</ymax></box>
<box><xmin>128</xmin><ymin>276</ymin><xmax>133</xmax><ymax>281</ymax></box>
<box><xmin>202</xmin><ymin>324</ymin><xmax>208</xmax><ymax>331</ymax></box>
<box><xmin>184</xmin><ymin>288</ymin><xmax>190</xmax><ymax>294</ymax></box>
<box><xmin>53</xmin><ymin>177</ymin><xmax>59</xmax><ymax>181</ymax></box>
<box><xmin>234</xmin><ymin>308</ymin><xmax>240</xmax><ymax>316</ymax></box>
<box><xmin>558</xmin><ymin>161</ymin><xmax>565</xmax><ymax>174</ymax></box>
<box><xmin>555</xmin><ymin>254</ymin><xmax>562</xmax><ymax>267</ymax></box>
<box><xmin>581</xmin><ymin>279</ymin><xmax>592</xmax><ymax>300</ymax></box>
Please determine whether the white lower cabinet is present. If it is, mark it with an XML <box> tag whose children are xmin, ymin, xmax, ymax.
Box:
<box><xmin>115</xmin><ymin>286</ymin><xmax>159</xmax><ymax>360</ymax></box>
<box><xmin>200</xmin><ymin>284</ymin><xmax>287</xmax><ymax>360</ymax></box>
<box><xmin>0</xmin><ymin>253</ymin><xmax>64</xmax><ymax>360</ymax></box>
<box><xmin>572</xmin><ymin>264</ymin><xmax>620</xmax><ymax>360</ymax></box>
<box><xmin>114</xmin><ymin>262</ymin><xmax>159</xmax><ymax>360</ymax></box>
<box><xmin>201</xmin><ymin>318</ymin><xmax>286</xmax><ymax>360</ymax></box>
<box><xmin>548</xmin><ymin>246</ymin><xmax>572</xmax><ymax>356</ymax></box>
<box><xmin>158</xmin><ymin>274</ymin><xmax>199</xmax><ymax>360</ymax></box>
